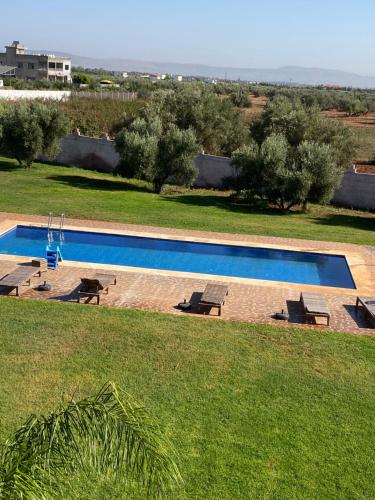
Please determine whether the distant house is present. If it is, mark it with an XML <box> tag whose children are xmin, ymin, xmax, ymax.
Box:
<box><xmin>176</xmin><ymin>75</ymin><xmax>183</xmax><ymax>82</ymax></box>
<box><xmin>0</xmin><ymin>65</ymin><xmax>16</xmax><ymax>78</ymax></box>
<box><xmin>0</xmin><ymin>41</ymin><xmax>71</xmax><ymax>82</ymax></box>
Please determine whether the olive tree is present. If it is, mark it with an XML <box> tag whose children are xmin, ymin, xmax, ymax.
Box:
<box><xmin>115</xmin><ymin>118</ymin><xmax>199</xmax><ymax>193</ymax></box>
<box><xmin>143</xmin><ymin>85</ymin><xmax>249</xmax><ymax>156</ymax></box>
<box><xmin>234</xmin><ymin>97</ymin><xmax>356</xmax><ymax>210</ymax></box>
<box><xmin>0</xmin><ymin>102</ymin><xmax>68</xmax><ymax>167</ymax></box>
<box><xmin>229</xmin><ymin>89</ymin><xmax>252</xmax><ymax>108</ymax></box>
<box><xmin>232</xmin><ymin>134</ymin><xmax>341</xmax><ymax>211</ymax></box>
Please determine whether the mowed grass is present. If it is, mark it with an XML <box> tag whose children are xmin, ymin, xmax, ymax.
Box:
<box><xmin>0</xmin><ymin>299</ymin><xmax>374</xmax><ymax>499</ymax></box>
<box><xmin>1</xmin><ymin>157</ymin><xmax>375</xmax><ymax>245</ymax></box>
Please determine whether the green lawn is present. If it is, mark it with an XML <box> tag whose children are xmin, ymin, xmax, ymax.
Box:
<box><xmin>1</xmin><ymin>157</ymin><xmax>375</xmax><ymax>245</ymax></box>
<box><xmin>0</xmin><ymin>299</ymin><xmax>373</xmax><ymax>499</ymax></box>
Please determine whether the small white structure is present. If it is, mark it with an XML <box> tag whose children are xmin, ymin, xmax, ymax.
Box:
<box><xmin>99</xmin><ymin>80</ymin><xmax>120</xmax><ymax>88</ymax></box>
<box><xmin>176</xmin><ymin>75</ymin><xmax>183</xmax><ymax>82</ymax></box>
<box><xmin>122</xmin><ymin>72</ymin><xmax>128</xmax><ymax>79</ymax></box>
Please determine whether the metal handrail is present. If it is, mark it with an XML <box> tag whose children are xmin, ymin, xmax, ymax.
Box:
<box><xmin>47</xmin><ymin>212</ymin><xmax>53</xmax><ymax>246</ymax></box>
<box><xmin>59</xmin><ymin>213</ymin><xmax>65</xmax><ymax>242</ymax></box>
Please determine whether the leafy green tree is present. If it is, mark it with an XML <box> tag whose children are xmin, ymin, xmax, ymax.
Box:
<box><xmin>250</xmin><ymin>96</ymin><xmax>314</xmax><ymax>146</ymax></box>
<box><xmin>144</xmin><ymin>85</ymin><xmax>249</xmax><ymax>156</ymax></box>
<box><xmin>229</xmin><ymin>90</ymin><xmax>252</xmax><ymax>108</ymax></box>
<box><xmin>0</xmin><ymin>102</ymin><xmax>68</xmax><ymax>167</ymax></box>
<box><xmin>153</xmin><ymin>125</ymin><xmax>199</xmax><ymax>193</ymax></box>
<box><xmin>250</xmin><ymin>96</ymin><xmax>356</xmax><ymax>168</ymax></box>
<box><xmin>115</xmin><ymin>118</ymin><xmax>161</xmax><ymax>179</ymax></box>
<box><xmin>232</xmin><ymin>134</ymin><xmax>341</xmax><ymax>211</ymax></box>
<box><xmin>0</xmin><ymin>382</ymin><xmax>181</xmax><ymax>499</ymax></box>
<box><xmin>295</xmin><ymin>141</ymin><xmax>340</xmax><ymax>208</ymax></box>
<box><xmin>72</xmin><ymin>72</ymin><xmax>93</xmax><ymax>85</ymax></box>
<box><xmin>115</xmin><ymin>118</ymin><xmax>199</xmax><ymax>193</ymax></box>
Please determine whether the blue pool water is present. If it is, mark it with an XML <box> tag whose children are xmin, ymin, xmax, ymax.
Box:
<box><xmin>0</xmin><ymin>225</ymin><xmax>355</xmax><ymax>289</ymax></box>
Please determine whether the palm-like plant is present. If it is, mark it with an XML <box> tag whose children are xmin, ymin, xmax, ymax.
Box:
<box><xmin>0</xmin><ymin>382</ymin><xmax>182</xmax><ymax>499</ymax></box>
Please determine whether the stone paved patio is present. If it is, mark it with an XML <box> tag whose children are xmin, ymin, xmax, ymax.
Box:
<box><xmin>0</xmin><ymin>212</ymin><xmax>374</xmax><ymax>336</ymax></box>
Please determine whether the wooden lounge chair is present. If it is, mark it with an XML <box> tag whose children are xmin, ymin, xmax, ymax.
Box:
<box><xmin>199</xmin><ymin>284</ymin><xmax>228</xmax><ymax>316</ymax></box>
<box><xmin>355</xmin><ymin>296</ymin><xmax>375</xmax><ymax>327</ymax></box>
<box><xmin>300</xmin><ymin>292</ymin><xmax>330</xmax><ymax>326</ymax></box>
<box><xmin>77</xmin><ymin>273</ymin><xmax>117</xmax><ymax>305</ymax></box>
<box><xmin>31</xmin><ymin>258</ymin><xmax>48</xmax><ymax>275</ymax></box>
<box><xmin>0</xmin><ymin>265</ymin><xmax>42</xmax><ymax>296</ymax></box>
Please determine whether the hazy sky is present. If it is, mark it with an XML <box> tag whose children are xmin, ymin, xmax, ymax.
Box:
<box><xmin>1</xmin><ymin>0</ymin><xmax>374</xmax><ymax>75</ymax></box>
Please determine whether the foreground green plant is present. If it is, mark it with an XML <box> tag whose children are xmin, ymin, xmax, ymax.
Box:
<box><xmin>0</xmin><ymin>382</ymin><xmax>181</xmax><ymax>499</ymax></box>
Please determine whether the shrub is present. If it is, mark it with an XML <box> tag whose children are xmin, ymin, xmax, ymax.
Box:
<box><xmin>229</xmin><ymin>90</ymin><xmax>252</xmax><ymax>108</ymax></box>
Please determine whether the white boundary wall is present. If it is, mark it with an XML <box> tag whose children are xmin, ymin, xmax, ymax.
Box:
<box><xmin>0</xmin><ymin>89</ymin><xmax>71</xmax><ymax>101</ymax></box>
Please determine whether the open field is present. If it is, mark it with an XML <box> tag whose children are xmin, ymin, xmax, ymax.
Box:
<box><xmin>1</xmin><ymin>158</ymin><xmax>375</xmax><ymax>245</ymax></box>
<box><xmin>0</xmin><ymin>299</ymin><xmax>374</xmax><ymax>499</ymax></box>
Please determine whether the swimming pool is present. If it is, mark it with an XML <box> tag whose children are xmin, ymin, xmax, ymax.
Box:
<box><xmin>0</xmin><ymin>225</ymin><xmax>356</xmax><ymax>289</ymax></box>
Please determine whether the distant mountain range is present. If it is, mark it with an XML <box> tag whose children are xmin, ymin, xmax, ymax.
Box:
<box><xmin>42</xmin><ymin>50</ymin><xmax>375</xmax><ymax>88</ymax></box>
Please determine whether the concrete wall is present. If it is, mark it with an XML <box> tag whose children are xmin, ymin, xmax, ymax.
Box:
<box><xmin>43</xmin><ymin>134</ymin><xmax>375</xmax><ymax>209</ymax></box>
<box><xmin>194</xmin><ymin>153</ymin><xmax>235</xmax><ymax>188</ymax></box>
<box><xmin>45</xmin><ymin>134</ymin><xmax>120</xmax><ymax>172</ymax></box>
<box><xmin>0</xmin><ymin>89</ymin><xmax>71</xmax><ymax>100</ymax></box>
<box><xmin>333</xmin><ymin>165</ymin><xmax>375</xmax><ymax>210</ymax></box>
<box><xmin>46</xmin><ymin>134</ymin><xmax>235</xmax><ymax>186</ymax></box>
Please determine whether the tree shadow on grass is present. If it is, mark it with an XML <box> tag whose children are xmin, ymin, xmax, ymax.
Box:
<box><xmin>162</xmin><ymin>194</ymin><xmax>287</xmax><ymax>216</ymax></box>
<box><xmin>46</xmin><ymin>174</ymin><xmax>153</xmax><ymax>193</ymax></box>
<box><xmin>165</xmin><ymin>195</ymin><xmax>375</xmax><ymax>232</ymax></box>
<box><xmin>312</xmin><ymin>214</ymin><xmax>375</xmax><ymax>233</ymax></box>
<box><xmin>0</xmin><ymin>159</ymin><xmax>22</xmax><ymax>171</ymax></box>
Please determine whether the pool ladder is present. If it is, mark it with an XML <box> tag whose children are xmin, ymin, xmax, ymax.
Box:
<box><xmin>46</xmin><ymin>213</ymin><xmax>65</xmax><ymax>269</ymax></box>
<box><xmin>47</xmin><ymin>212</ymin><xmax>65</xmax><ymax>245</ymax></box>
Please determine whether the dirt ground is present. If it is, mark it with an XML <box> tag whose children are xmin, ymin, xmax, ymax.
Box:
<box><xmin>322</xmin><ymin>110</ymin><xmax>375</xmax><ymax>128</ymax></box>
<box><xmin>354</xmin><ymin>161</ymin><xmax>375</xmax><ymax>174</ymax></box>
<box><xmin>243</xmin><ymin>95</ymin><xmax>267</xmax><ymax>121</ymax></box>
